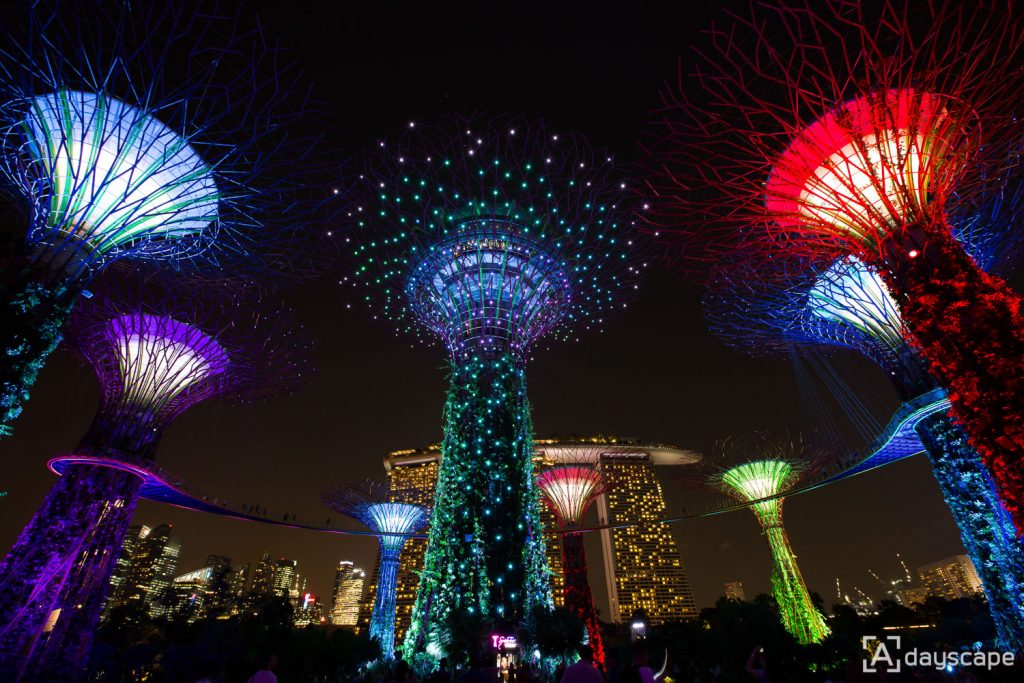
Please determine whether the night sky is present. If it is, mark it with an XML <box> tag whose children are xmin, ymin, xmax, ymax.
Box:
<box><xmin>0</xmin><ymin>1</ymin><xmax>977</xmax><ymax>618</ymax></box>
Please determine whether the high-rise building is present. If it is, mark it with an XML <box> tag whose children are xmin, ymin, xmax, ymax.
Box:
<box><xmin>331</xmin><ymin>561</ymin><xmax>365</xmax><ymax>626</ymax></box>
<box><xmin>380</xmin><ymin>438</ymin><xmax>700</xmax><ymax>635</ymax></box>
<box><xmin>103</xmin><ymin>524</ymin><xmax>151</xmax><ymax>616</ymax></box>
<box><xmin>900</xmin><ymin>586</ymin><xmax>931</xmax><ymax>606</ymax></box>
<box><xmin>592</xmin><ymin>447</ymin><xmax>699</xmax><ymax>624</ymax></box>
<box><xmin>919</xmin><ymin>555</ymin><xmax>983</xmax><ymax>600</ymax></box>
<box><xmin>172</xmin><ymin>567</ymin><xmax>215</xmax><ymax>619</ymax></box>
<box><xmin>725</xmin><ymin>581</ymin><xmax>746</xmax><ymax>601</ymax></box>
<box><xmin>273</xmin><ymin>559</ymin><xmax>298</xmax><ymax>599</ymax></box>
<box><xmin>230</xmin><ymin>562</ymin><xmax>250</xmax><ymax>607</ymax></box>
<box><xmin>250</xmin><ymin>552</ymin><xmax>276</xmax><ymax>599</ymax></box>
<box><xmin>539</xmin><ymin>501</ymin><xmax>565</xmax><ymax>607</ymax></box>
<box><xmin>121</xmin><ymin>523</ymin><xmax>182</xmax><ymax>617</ymax></box>
<box><xmin>294</xmin><ymin>592</ymin><xmax>324</xmax><ymax>626</ymax></box>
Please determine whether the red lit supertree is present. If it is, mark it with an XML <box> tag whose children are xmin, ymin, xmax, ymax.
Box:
<box><xmin>536</xmin><ymin>454</ymin><xmax>610</xmax><ymax>667</ymax></box>
<box><xmin>645</xmin><ymin>0</ymin><xmax>1024</xmax><ymax>533</ymax></box>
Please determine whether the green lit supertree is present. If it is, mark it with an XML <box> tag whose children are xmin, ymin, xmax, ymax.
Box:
<box><xmin>706</xmin><ymin>435</ymin><xmax>831</xmax><ymax>645</ymax></box>
<box><xmin>339</xmin><ymin>116</ymin><xmax>646</xmax><ymax>661</ymax></box>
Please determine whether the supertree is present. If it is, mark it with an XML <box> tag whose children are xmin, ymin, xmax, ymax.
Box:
<box><xmin>644</xmin><ymin>0</ymin><xmax>1024</xmax><ymax>534</ymax></box>
<box><xmin>536</xmin><ymin>456</ymin><xmax>610</xmax><ymax>667</ymax></box>
<box><xmin>322</xmin><ymin>481</ymin><xmax>429</xmax><ymax>660</ymax></box>
<box><xmin>0</xmin><ymin>1</ymin><xmax>326</xmax><ymax>438</ymax></box>
<box><xmin>0</xmin><ymin>270</ymin><xmax>309</xmax><ymax>680</ymax></box>
<box><xmin>701</xmin><ymin>435</ymin><xmax>832</xmax><ymax>645</ymax></box>
<box><xmin>706</xmin><ymin>248</ymin><xmax>1024</xmax><ymax>648</ymax></box>
<box><xmin>341</xmin><ymin>115</ymin><xmax>647</xmax><ymax>659</ymax></box>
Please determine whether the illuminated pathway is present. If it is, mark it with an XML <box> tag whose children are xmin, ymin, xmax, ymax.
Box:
<box><xmin>46</xmin><ymin>388</ymin><xmax>950</xmax><ymax>534</ymax></box>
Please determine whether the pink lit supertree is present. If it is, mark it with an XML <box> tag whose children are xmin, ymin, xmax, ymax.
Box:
<box><xmin>0</xmin><ymin>270</ymin><xmax>309</xmax><ymax>681</ymax></box>
<box><xmin>536</xmin><ymin>456</ymin><xmax>610</xmax><ymax>668</ymax></box>
<box><xmin>645</xmin><ymin>0</ymin><xmax>1024</xmax><ymax>534</ymax></box>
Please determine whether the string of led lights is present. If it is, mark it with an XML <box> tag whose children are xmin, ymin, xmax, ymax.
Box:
<box><xmin>0</xmin><ymin>271</ymin><xmax>309</xmax><ymax>680</ymax></box>
<box><xmin>340</xmin><ymin>115</ymin><xmax>647</xmax><ymax>663</ymax></box>
<box><xmin>322</xmin><ymin>481</ymin><xmax>429</xmax><ymax>660</ymax></box>
<box><xmin>644</xmin><ymin>0</ymin><xmax>1024</xmax><ymax>536</ymax></box>
<box><xmin>0</xmin><ymin>1</ymin><xmax>327</xmax><ymax>438</ymax></box>
<box><xmin>536</xmin><ymin>458</ymin><xmax>611</xmax><ymax>668</ymax></box>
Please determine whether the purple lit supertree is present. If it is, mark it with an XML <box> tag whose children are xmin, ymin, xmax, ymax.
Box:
<box><xmin>341</xmin><ymin>115</ymin><xmax>647</xmax><ymax>659</ymax></box>
<box><xmin>0</xmin><ymin>1</ymin><xmax>326</xmax><ymax>438</ymax></box>
<box><xmin>536</xmin><ymin>455</ymin><xmax>610</xmax><ymax>668</ymax></box>
<box><xmin>0</xmin><ymin>271</ymin><xmax>309</xmax><ymax>680</ymax></box>
<box><xmin>643</xmin><ymin>0</ymin><xmax>1024</xmax><ymax>536</ymax></box>
<box><xmin>322</xmin><ymin>481</ymin><xmax>429</xmax><ymax>660</ymax></box>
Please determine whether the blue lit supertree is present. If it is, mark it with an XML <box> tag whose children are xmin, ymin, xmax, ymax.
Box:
<box><xmin>0</xmin><ymin>270</ymin><xmax>309</xmax><ymax>680</ymax></box>
<box><xmin>705</xmin><ymin>235</ymin><xmax>1024</xmax><ymax>647</ymax></box>
<box><xmin>323</xmin><ymin>481</ymin><xmax>429</xmax><ymax>660</ymax></box>
<box><xmin>0</xmin><ymin>1</ymin><xmax>326</xmax><ymax>437</ymax></box>
<box><xmin>340</xmin><ymin>116</ymin><xmax>647</xmax><ymax>659</ymax></box>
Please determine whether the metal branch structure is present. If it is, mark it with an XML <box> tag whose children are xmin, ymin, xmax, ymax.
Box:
<box><xmin>645</xmin><ymin>0</ymin><xmax>1024</xmax><ymax>535</ymax></box>
<box><xmin>704</xmin><ymin>436</ymin><xmax>831</xmax><ymax>645</ymax></box>
<box><xmin>0</xmin><ymin>1</ymin><xmax>328</xmax><ymax>438</ymax></box>
<box><xmin>536</xmin><ymin>459</ymin><xmax>610</xmax><ymax>667</ymax></box>
<box><xmin>705</xmin><ymin>188</ymin><xmax>1024</xmax><ymax>648</ymax></box>
<box><xmin>340</xmin><ymin>115</ymin><xmax>646</xmax><ymax>660</ymax></box>
<box><xmin>322</xmin><ymin>481</ymin><xmax>429</xmax><ymax>660</ymax></box>
<box><xmin>0</xmin><ymin>271</ymin><xmax>309</xmax><ymax>681</ymax></box>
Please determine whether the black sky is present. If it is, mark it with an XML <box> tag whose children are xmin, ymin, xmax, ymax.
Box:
<box><xmin>0</xmin><ymin>0</ymin><xmax>974</xmax><ymax>616</ymax></box>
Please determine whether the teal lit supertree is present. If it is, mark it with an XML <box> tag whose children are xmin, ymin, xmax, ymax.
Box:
<box><xmin>0</xmin><ymin>2</ymin><xmax>325</xmax><ymax>437</ymax></box>
<box><xmin>340</xmin><ymin>116</ymin><xmax>646</xmax><ymax>660</ymax></box>
<box><xmin>323</xmin><ymin>481</ymin><xmax>429</xmax><ymax>660</ymax></box>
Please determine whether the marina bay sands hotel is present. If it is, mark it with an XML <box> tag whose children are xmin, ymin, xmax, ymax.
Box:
<box><xmin>359</xmin><ymin>437</ymin><xmax>700</xmax><ymax>641</ymax></box>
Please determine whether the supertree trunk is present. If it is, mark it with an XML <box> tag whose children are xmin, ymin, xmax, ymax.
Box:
<box><xmin>916</xmin><ymin>412</ymin><xmax>1024</xmax><ymax>649</ymax></box>
<box><xmin>0</xmin><ymin>464</ymin><xmax>141</xmax><ymax>681</ymax></box>
<box><xmin>370</xmin><ymin>548</ymin><xmax>402</xmax><ymax>659</ymax></box>
<box><xmin>753</xmin><ymin>504</ymin><xmax>830</xmax><ymax>645</ymax></box>
<box><xmin>561</xmin><ymin>532</ymin><xmax>604</xmax><ymax>667</ymax></box>
<box><xmin>875</xmin><ymin>216</ymin><xmax>1024</xmax><ymax>537</ymax></box>
<box><xmin>404</xmin><ymin>352</ymin><xmax>550</xmax><ymax>657</ymax></box>
<box><xmin>0</xmin><ymin>266</ymin><xmax>76</xmax><ymax>439</ymax></box>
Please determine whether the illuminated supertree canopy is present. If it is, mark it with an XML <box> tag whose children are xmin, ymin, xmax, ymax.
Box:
<box><xmin>702</xmin><ymin>435</ymin><xmax>831</xmax><ymax>645</ymax></box>
<box><xmin>0</xmin><ymin>270</ymin><xmax>309</xmax><ymax>679</ymax></box>
<box><xmin>645</xmin><ymin>0</ymin><xmax>1024</xmax><ymax>535</ymax></box>
<box><xmin>536</xmin><ymin>458</ymin><xmax>610</xmax><ymax>667</ymax></box>
<box><xmin>323</xmin><ymin>481</ymin><xmax>429</xmax><ymax>660</ymax></box>
<box><xmin>706</xmin><ymin>252</ymin><xmax>1024</xmax><ymax>649</ymax></box>
<box><xmin>0</xmin><ymin>1</ymin><xmax>328</xmax><ymax>439</ymax></box>
<box><xmin>340</xmin><ymin>115</ymin><xmax>647</xmax><ymax>660</ymax></box>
